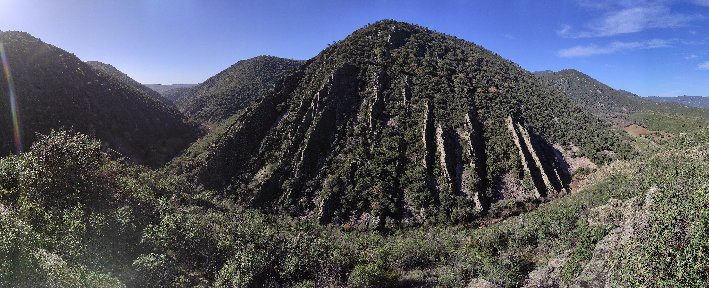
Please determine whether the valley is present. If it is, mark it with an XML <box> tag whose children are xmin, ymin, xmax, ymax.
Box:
<box><xmin>0</xmin><ymin>19</ymin><xmax>706</xmax><ymax>288</ymax></box>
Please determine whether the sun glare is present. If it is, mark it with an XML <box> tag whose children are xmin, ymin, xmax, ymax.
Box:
<box><xmin>0</xmin><ymin>42</ymin><xmax>23</xmax><ymax>154</ymax></box>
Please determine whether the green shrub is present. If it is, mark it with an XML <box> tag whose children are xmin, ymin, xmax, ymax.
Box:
<box><xmin>347</xmin><ymin>263</ymin><xmax>398</xmax><ymax>288</ymax></box>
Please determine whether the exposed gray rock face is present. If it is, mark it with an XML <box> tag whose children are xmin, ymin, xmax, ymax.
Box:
<box><xmin>572</xmin><ymin>188</ymin><xmax>655</xmax><ymax>287</ymax></box>
<box><xmin>522</xmin><ymin>251</ymin><xmax>571</xmax><ymax>288</ymax></box>
<box><xmin>507</xmin><ymin>116</ymin><xmax>570</xmax><ymax>199</ymax></box>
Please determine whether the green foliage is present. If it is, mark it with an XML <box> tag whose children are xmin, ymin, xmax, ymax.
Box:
<box><xmin>630</xmin><ymin>111</ymin><xmax>709</xmax><ymax>134</ymax></box>
<box><xmin>347</xmin><ymin>263</ymin><xmax>398</xmax><ymax>288</ymax></box>
<box><xmin>0</xmin><ymin>208</ymin><xmax>123</xmax><ymax>288</ymax></box>
<box><xmin>560</xmin><ymin>224</ymin><xmax>609</xmax><ymax>283</ymax></box>
<box><xmin>1</xmin><ymin>127</ymin><xmax>707</xmax><ymax>288</ymax></box>
<box><xmin>176</xmin><ymin>56</ymin><xmax>303</xmax><ymax>126</ymax></box>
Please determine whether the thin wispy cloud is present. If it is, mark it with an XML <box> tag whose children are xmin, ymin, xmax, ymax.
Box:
<box><xmin>693</xmin><ymin>0</ymin><xmax>709</xmax><ymax>7</ymax></box>
<box><xmin>556</xmin><ymin>24</ymin><xmax>572</xmax><ymax>36</ymax></box>
<box><xmin>558</xmin><ymin>39</ymin><xmax>670</xmax><ymax>57</ymax></box>
<box><xmin>685</xmin><ymin>54</ymin><xmax>699</xmax><ymax>60</ymax></box>
<box><xmin>698</xmin><ymin>61</ymin><xmax>709</xmax><ymax>70</ymax></box>
<box><xmin>565</xmin><ymin>1</ymin><xmax>705</xmax><ymax>38</ymax></box>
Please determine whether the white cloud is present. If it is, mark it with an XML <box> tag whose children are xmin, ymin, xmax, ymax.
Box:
<box><xmin>564</xmin><ymin>1</ymin><xmax>703</xmax><ymax>38</ymax></box>
<box><xmin>685</xmin><ymin>54</ymin><xmax>699</xmax><ymax>60</ymax></box>
<box><xmin>698</xmin><ymin>61</ymin><xmax>709</xmax><ymax>70</ymax></box>
<box><xmin>558</xmin><ymin>39</ymin><xmax>671</xmax><ymax>57</ymax></box>
<box><xmin>693</xmin><ymin>0</ymin><xmax>709</xmax><ymax>7</ymax></box>
<box><xmin>557</xmin><ymin>24</ymin><xmax>572</xmax><ymax>36</ymax></box>
<box><xmin>579</xmin><ymin>5</ymin><xmax>696</xmax><ymax>37</ymax></box>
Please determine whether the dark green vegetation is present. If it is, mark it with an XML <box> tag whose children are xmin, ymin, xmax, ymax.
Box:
<box><xmin>175</xmin><ymin>56</ymin><xmax>303</xmax><ymax>126</ymax></box>
<box><xmin>86</xmin><ymin>61</ymin><xmax>169</xmax><ymax>105</ymax></box>
<box><xmin>172</xmin><ymin>21</ymin><xmax>630</xmax><ymax>228</ymax></box>
<box><xmin>536</xmin><ymin>69</ymin><xmax>709</xmax><ymax>133</ymax></box>
<box><xmin>0</xmin><ymin>31</ymin><xmax>201</xmax><ymax>166</ymax></box>
<box><xmin>0</xmin><ymin>21</ymin><xmax>706</xmax><ymax>287</ymax></box>
<box><xmin>1</xmin><ymin>128</ymin><xmax>705</xmax><ymax>287</ymax></box>
<box><xmin>144</xmin><ymin>83</ymin><xmax>197</xmax><ymax>99</ymax></box>
<box><xmin>647</xmin><ymin>95</ymin><xmax>709</xmax><ymax>109</ymax></box>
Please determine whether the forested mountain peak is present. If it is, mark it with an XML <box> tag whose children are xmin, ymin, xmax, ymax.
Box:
<box><xmin>0</xmin><ymin>31</ymin><xmax>201</xmax><ymax>166</ymax></box>
<box><xmin>172</xmin><ymin>20</ymin><xmax>630</xmax><ymax>228</ymax></box>
<box><xmin>175</xmin><ymin>55</ymin><xmax>303</xmax><ymax>126</ymax></box>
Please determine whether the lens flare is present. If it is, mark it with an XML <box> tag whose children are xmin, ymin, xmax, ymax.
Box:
<box><xmin>0</xmin><ymin>42</ymin><xmax>23</xmax><ymax>154</ymax></box>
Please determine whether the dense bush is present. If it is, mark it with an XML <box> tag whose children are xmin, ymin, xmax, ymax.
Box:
<box><xmin>347</xmin><ymin>263</ymin><xmax>398</xmax><ymax>288</ymax></box>
<box><xmin>1</xmin><ymin>127</ymin><xmax>707</xmax><ymax>287</ymax></box>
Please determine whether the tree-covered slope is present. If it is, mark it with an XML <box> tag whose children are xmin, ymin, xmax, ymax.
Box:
<box><xmin>0</xmin><ymin>31</ymin><xmax>201</xmax><ymax>166</ymax></box>
<box><xmin>646</xmin><ymin>95</ymin><xmax>709</xmax><ymax>109</ymax></box>
<box><xmin>175</xmin><ymin>55</ymin><xmax>303</xmax><ymax>126</ymax></box>
<box><xmin>85</xmin><ymin>61</ymin><xmax>169</xmax><ymax>105</ymax></box>
<box><xmin>536</xmin><ymin>69</ymin><xmax>709</xmax><ymax>131</ymax></box>
<box><xmin>172</xmin><ymin>20</ymin><xmax>631</xmax><ymax>227</ymax></box>
<box><xmin>535</xmin><ymin>69</ymin><xmax>646</xmax><ymax>123</ymax></box>
<box><xmin>144</xmin><ymin>83</ymin><xmax>196</xmax><ymax>98</ymax></box>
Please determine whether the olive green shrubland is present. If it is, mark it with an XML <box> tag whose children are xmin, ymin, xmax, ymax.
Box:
<box><xmin>1</xmin><ymin>128</ymin><xmax>705</xmax><ymax>287</ymax></box>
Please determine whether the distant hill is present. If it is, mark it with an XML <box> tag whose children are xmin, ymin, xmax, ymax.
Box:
<box><xmin>646</xmin><ymin>95</ymin><xmax>709</xmax><ymax>109</ymax></box>
<box><xmin>535</xmin><ymin>69</ymin><xmax>647</xmax><ymax>124</ymax></box>
<box><xmin>144</xmin><ymin>83</ymin><xmax>197</xmax><ymax>101</ymax></box>
<box><xmin>0</xmin><ymin>31</ymin><xmax>201</xmax><ymax>166</ymax></box>
<box><xmin>174</xmin><ymin>56</ymin><xmax>303</xmax><ymax>126</ymax></box>
<box><xmin>171</xmin><ymin>20</ymin><xmax>630</xmax><ymax>227</ymax></box>
<box><xmin>86</xmin><ymin>61</ymin><xmax>172</xmax><ymax>105</ymax></box>
<box><xmin>536</xmin><ymin>69</ymin><xmax>709</xmax><ymax>133</ymax></box>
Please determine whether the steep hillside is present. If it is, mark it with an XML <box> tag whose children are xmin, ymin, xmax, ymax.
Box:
<box><xmin>647</xmin><ymin>95</ymin><xmax>709</xmax><ymax>109</ymax></box>
<box><xmin>172</xmin><ymin>20</ymin><xmax>631</xmax><ymax>227</ymax></box>
<box><xmin>86</xmin><ymin>61</ymin><xmax>171</xmax><ymax>105</ymax></box>
<box><xmin>0</xmin><ymin>31</ymin><xmax>201</xmax><ymax>166</ymax></box>
<box><xmin>535</xmin><ymin>70</ymin><xmax>648</xmax><ymax>124</ymax></box>
<box><xmin>175</xmin><ymin>56</ymin><xmax>303</xmax><ymax>126</ymax></box>
<box><xmin>536</xmin><ymin>69</ymin><xmax>709</xmax><ymax>131</ymax></box>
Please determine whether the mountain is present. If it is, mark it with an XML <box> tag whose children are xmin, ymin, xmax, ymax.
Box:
<box><xmin>1</xmin><ymin>21</ymin><xmax>705</xmax><ymax>288</ymax></box>
<box><xmin>144</xmin><ymin>83</ymin><xmax>197</xmax><ymax>102</ymax></box>
<box><xmin>536</xmin><ymin>69</ymin><xmax>709</xmax><ymax>134</ymax></box>
<box><xmin>174</xmin><ymin>56</ymin><xmax>303</xmax><ymax>126</ymax></box>
<box><xmin>86</xmin><ymin>61</ymin><xmax>172</xmax><ymax>105</ymax></box>
<box><xmin>144</xmin><ymin>83</ymin><xmax>197</xmax><ymax>95</ymax></box>
<box><xmin>171</xmin><ymin>20</ymin><xmax>630</xmax><ymax>227</ymax></box>
<box><xmin>535</xmin><ymin>69</ymin><xmax>649</xmax><ymax>124</ymax></box>
<box><xmin>0</xmin><ymin>31</ymin><xmax>201</xmax><ymax>166</ymax></box>
<box><xmin>646</xmin><ymin>95</ymin><xmax>709</xmax><ymax>109</ymax></box>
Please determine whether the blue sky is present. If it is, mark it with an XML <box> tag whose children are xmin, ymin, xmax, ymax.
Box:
<box><xmin>1</xmin><ymin>0</ymin><xmax>708</xmax><ymax>96</ymax></box>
